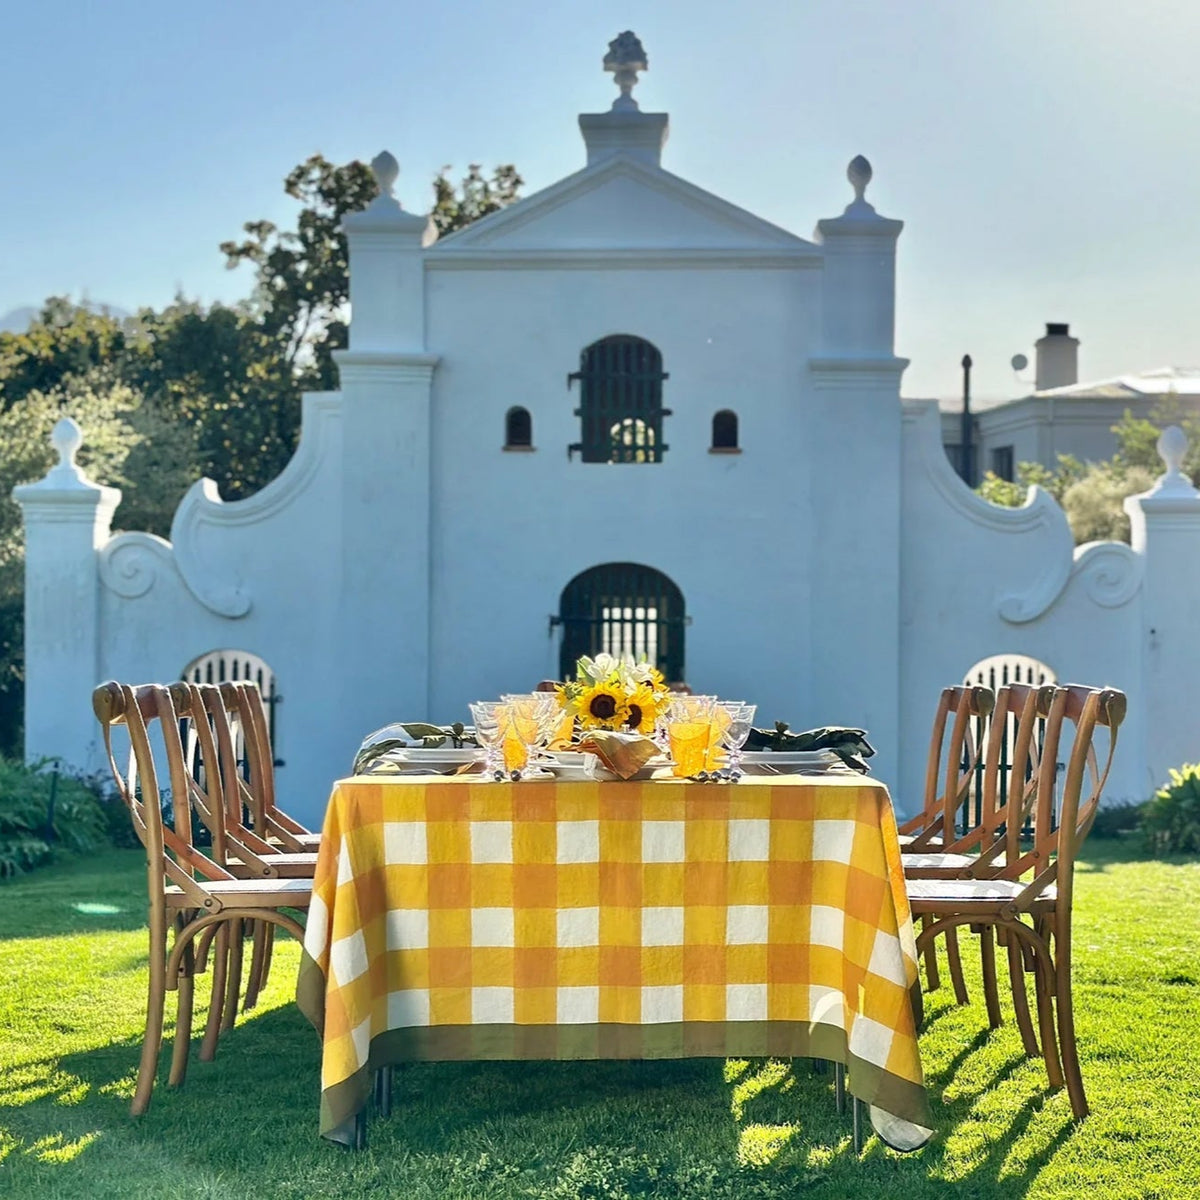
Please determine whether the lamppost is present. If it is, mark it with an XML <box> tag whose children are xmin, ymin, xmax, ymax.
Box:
<box><xmin>960</xmin><ymin>354</ymin><xmax>974</xmax><ymax>486</ymax></box>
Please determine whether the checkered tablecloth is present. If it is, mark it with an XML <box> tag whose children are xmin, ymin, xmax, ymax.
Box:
<box><xmin>297</xmin><ymin>774</ymin><xmax>929</xmax><ymax>1143</ymax></box>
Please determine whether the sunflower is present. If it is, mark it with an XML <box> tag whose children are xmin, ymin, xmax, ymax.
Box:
<box><xmin>623</xmin><ymin>683</ymin><xmax>660</xmax><ymax>735</ymax></box>
<box><xmin>575</xmin><ymin>681</ymin><xmax>630</xmax><ymax>731</ymax></box>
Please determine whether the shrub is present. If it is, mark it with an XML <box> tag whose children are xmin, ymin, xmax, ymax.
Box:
<box><xmin>1089</xmin><ymin>799</ymin><xmax>1147</xmax><ymax>839</ymax></box>
<box><xmin>0</xmin><ymin>757</ymin><xmax>111</xmax><ymax>878</ymax></box>
<box><xmin>1142</xmin><ymin>764</ymin><xmax>1200</xmax><ymax>854</ymax></box>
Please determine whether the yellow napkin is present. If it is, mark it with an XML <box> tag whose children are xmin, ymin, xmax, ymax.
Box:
<box><xmin>574</xmin><ymin>731</ymin><xmax>661</xmax><ymax>780</ymax></box>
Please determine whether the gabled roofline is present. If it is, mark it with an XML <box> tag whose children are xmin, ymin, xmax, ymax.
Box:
<box><xmin>428</xmin><ymin>152</ymin><xmax>819</xmax><ymax>254</ymax></box>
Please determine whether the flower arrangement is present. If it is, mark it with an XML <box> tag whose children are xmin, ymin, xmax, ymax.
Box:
<box><xmin>557</xmin><ymin>654</ymin><xmax>670</xmax><ymax>734</ymax></box>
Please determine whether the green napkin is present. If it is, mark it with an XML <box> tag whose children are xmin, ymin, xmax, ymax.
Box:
<box><xmin>352</xmin><ymin>722</ymin><xmax>476</xmax><ymax>775</ymax></box>
<box><xmin>743</xmin><ymin>723</ymin><xmax>875</xmax><ymax>774</ymax></box>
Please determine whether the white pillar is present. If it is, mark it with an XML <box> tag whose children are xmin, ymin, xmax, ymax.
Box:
<box><xmin>1125</xmin><ymin>426</ymin><xmax>1200</xmax><ymax>785</ymax></box>
<box><xmin>13</xmin><ymin>418</ymin><xmax>120</xmax><ymax>772</ymax></box>
<box><xmin>813</xmin><ymin>156</ymin><xmax>903</xmax><ymax>360</ymax></box>
<box><xmin>809</xmin><ymin>158</ymin><xmax>907</xmax><ymax>786</ymax></box>
<box><xmin>336</xmin><ymin>153</ymin><xmax>440</xmax><ymax>736</ymax></box>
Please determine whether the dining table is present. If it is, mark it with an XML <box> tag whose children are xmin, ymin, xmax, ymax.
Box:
<box><xmin>296</xmin><ymin>769</ymin><xmax>932</xmax><ymax>1148</ymax></box>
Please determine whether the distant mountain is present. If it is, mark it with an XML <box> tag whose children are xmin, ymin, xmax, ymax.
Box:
<box><xmin>0</xmin><ymin>306</ymin><xmax>38</xmax><ymax>333</ymax></box>
<box><xmin>0</xmin><ymin>301</ymin><xmax>130</xmax><ymax>334</ymax></box>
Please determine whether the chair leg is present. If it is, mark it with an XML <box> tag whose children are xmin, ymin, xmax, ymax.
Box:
<box><xmin>260</xmin><ymin>923</ymin><xmax>276</xmax><ymax>995</ymax></box>
<box><xmin>354</xmin><ymin>1108</ymin><xmax>368</xmax><ymax>1151</ymax></box>
<box><xmin>221</xmin><ymin>918</ymin><xmax>244</xmax><ymax>1033</ymax></box>
<box><xmin>1052</xmin><ymin>920</ymin><xmax>1088</xmax><ymax>1119</ymax></box>
<box><xmin>1007</xmin><ymin>934</ymin><xmax>1040</xmax><ymax>1057</ymax></box>
<box><xmin>852</xmin><ymin>1095</ymin><xmax>864</xmax><ymax>1155</ymax></box>
<box><xmin>243</xmin><ymin>920</ymin><xmax>270</xmax><ymax>1011</ymax></box>
<box><xmin>979</xmin><ymin>926</ymin><xmax>1003</xmax><ymax>1029</ymax></box>
<box><xmin>834</xmin><ymin>1062</ymin><xmax>846</xmax><ymax>1115</ymax></box>
<box><xmin>1031</xmin><ymin>933</ymin><xmax>1064</xmax><ymax>1092</ymax></box>
<box><xmin>132</xmin><ymin>908</ymin><xmax>169</xmax><ymax>1116</ymax></box>
<box><xmin>167</xmin><ymin>918</ymin><xmax>195</xmax><ymax>1088</ymax></box>
<box><xmin>945</xmin><ymin>927</ymin><xmax>970</xmax><ymax>1006</ymax></box>
<box><xmin>199</xmin><ymin>922</ymin><xmax>230</xmax><ymax>1062</ymax></box>
<box><xmin>920</xmin><ymin>916</ymin><xmax>941</xmax><ymax>990</ymax></box>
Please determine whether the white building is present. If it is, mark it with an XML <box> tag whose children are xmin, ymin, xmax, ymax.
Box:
<box><xmin>17</xmin><ymin>35</ymin><xmax>1199</xmax><ymax>824</ymax></box>
<box><xmin>941</xmin><ymin>323</ymin><xmax>1200</xmax><ymax>480</ymax></box>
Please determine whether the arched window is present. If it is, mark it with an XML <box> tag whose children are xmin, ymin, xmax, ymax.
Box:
<box><xmin>555</xmin><ymin>563</ymin><xmax>685</xmax><ymax>683</ymax></box>
<box><xmin>181</xmin><ymin>649</ymin><xmax>279</xmax><ymax>747</ymax></box>
<box><xmin>963</xmin><ymin>653</ymin><xmax>1058</xmax><ymax>833</ymax></box>
<box><xmin>568</xmin><ymin>335</ymin><xmax>670</xmax><ymax>463</ymax></box>
<box><xmin>963</xmin><ymin>653</ymin><xmax>1056</xmax><ymax>691</ymax></box>
<box><xmin>711</xmin><ymin>410</ymin><xmax>739</xmax><ymax>452</ymax></box>
<box><xmin>504</xmin><ymin>406</ymin><xmax>532</xmax><ymax>450</ymax></box>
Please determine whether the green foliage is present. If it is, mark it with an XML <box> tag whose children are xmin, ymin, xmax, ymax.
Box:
<box><xmin>1088</xmin><ymin>799</ymin><xmax>1147</xmax><ymax>839</ymax></box>
<box><xmin>0</xmin><ymin>758</ymin><xmax>109</xmax><ymax>878</ymax></box>
<box><xmin>0</xmin><ymin>154</ymin><xmax>522</xmax><ymax>755</ymax></box>
<box><xmin>977</xmin><ymin>452</ymin><xmax>1155</xmax><ymax>545</ymax></box>
<box><xmin>1061</xmin><ymin>461</ymin><xmax>1156</xmax><ymax>544</ymax></box>
<box><xmin>1143</xmin><ymin>763</ymin><xmax>1200</xmax><ymax>854</ymax></box>
<box><xmin>432</xmin><ymin>163</ymin><xmax>524</xmax><ymax>237</ymax></box>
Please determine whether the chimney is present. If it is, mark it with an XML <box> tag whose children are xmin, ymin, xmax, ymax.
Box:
<box><xmin>1035</xmin><ymin>322</ymin><xmax>1079</xmax><ymax>391</ymax></box>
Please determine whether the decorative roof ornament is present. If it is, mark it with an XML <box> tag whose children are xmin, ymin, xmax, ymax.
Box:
<box><xmin>51</xmin><ymin>416</ymin><xmax>84</xmax><ymax>477</ymax></box>
<box><xmin>848</xmin><ymin>155</ymin><xmax>873</xmax><ymax>204</ymax></box>
<box><xmin>604</xmin><ymin>31</ymin><xmax>648</xmax><ymax>112</ymax></box>
<box><xmin>370</xmin><ymin>150</ymin><xmax>400</xmax><ymax>200</ymax></box>
<box><xmin>1151</xmin><ymin>424</ymin><xmax>1198</xmax><ymax>496</ymax></box>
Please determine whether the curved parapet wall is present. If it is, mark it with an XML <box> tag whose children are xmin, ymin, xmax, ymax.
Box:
<box><xmin>898</xmin><ymin>399</ymin><xmax>1145</xmax><ymax>808</ymax></box>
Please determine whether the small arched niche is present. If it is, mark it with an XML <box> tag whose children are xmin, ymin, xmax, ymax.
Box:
<box><xmin>710</xmin><ymin>409</ymin><xmax>740</xmax><ymax>453</ymax></box>
<box><xmin>504</xmin><ymin>406</ymin><xmax>533</xmax><ymax>451</ymax></box>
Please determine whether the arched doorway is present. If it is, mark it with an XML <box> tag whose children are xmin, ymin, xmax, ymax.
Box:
<box><xmin>556</xmin><ymin>564</ymin><xmax>685</xmax><ymax>682</ymax></box>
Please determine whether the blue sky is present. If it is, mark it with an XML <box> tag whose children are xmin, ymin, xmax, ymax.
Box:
<box><xmin>2</xmin><ymin>0</ymin><xmax>1199</xmax><ymax>401</ymax></box>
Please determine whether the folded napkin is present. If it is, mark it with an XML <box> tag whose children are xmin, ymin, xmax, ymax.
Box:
<box><xmin>574</xmin><ymin>731</ymin><xmax>662</xmax><ymax>780</ymax></box>
<box><xmin>743</xmin><ymin>723</ymin><xmax>875</xmax><ymax>774</ymax></box>
<box><xmin>352</xmin><ymin>722</ymin><xmax>476</xmax><ymax>775</ymax></box>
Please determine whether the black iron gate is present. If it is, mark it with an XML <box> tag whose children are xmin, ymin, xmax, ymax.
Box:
<box><xmin>553</xmin><ymin>564</ymin><xmax>686</xmax><ymax>683</ymax></box>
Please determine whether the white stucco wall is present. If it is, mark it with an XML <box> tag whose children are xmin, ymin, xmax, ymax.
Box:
<box><xmin>17</xmin><ymin>104</ymin><xmax>1196</xmax><ymax>829</ymax></box>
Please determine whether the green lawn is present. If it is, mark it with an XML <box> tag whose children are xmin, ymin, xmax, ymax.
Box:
<box><xmin>1</xmin><ymin>843</ymin><xmax>1199</xmax><ymax>1198</ymax></box>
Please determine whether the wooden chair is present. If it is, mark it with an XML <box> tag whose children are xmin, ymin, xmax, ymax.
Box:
<box><xmin>904</xmin><ymin>682</ymin><xmax>1055</xmax><ymax>1052</ymax></box>
<box><xmin>170</xmin><ymin>681</ymin><xmax>318</xmax><ymax>1022</ymax></box>
<box><xmin>219</xmin><ymin>680</ymin><xmax>320</xmax><ymax>852</ymax></box>
<box><xmin>906</xmin><ymin>684</ymin><xmax>1125</xmax><ymax>1117</ymax></box>
<box><xmin>93</xmin><ymin>681</ymin><xmax>311</xmax><ymax>1115</ymax></box>
<box><xmin>897</xmin><ymin>684</ymin><xmax>994</xmax><ymax>1000</ymax></box>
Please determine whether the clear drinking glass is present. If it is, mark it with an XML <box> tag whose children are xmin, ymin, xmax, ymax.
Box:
<box><xmin>665</xmin><ymin>694</ymin><xmax>717</xmax><ymax>778</ymax></box>
<box><xmin>717</xmin><ymin>702</ymin><xmax>757</xmax><ymax>777</ymax></box>
<box><xmin>500</xmin><ymin>693</ymin><xmax>559</xmax><ymax>773</ymax></box>
<box><xmin>469</xmin><ymin>701</ymin><xmax>522</xmax><ymax>779</ymax></box>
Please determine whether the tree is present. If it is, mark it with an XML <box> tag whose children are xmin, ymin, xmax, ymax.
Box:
<box><xmin>431</xmin><ymin>164</ymin><xmax>524</xmax><ymax>237</ymax></box>
<box><xmin>0</xmin><ymin>155</ymin><xmax>524</xmax><ymax>751</ymax></box>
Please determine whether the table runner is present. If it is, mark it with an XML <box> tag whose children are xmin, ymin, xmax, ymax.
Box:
<box><xmin>297</xmin><ymin>773</ymin><xmax>930</xmax><ymax>1143</ymax></box>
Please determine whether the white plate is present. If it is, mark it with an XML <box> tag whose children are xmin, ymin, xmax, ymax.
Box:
<box><xmin>739</xmin><ymin>749</ymin><xmax>843</xmax><ymax>775</ymax></box>
<box><xmin>366</xmin><ymin>747</ymin><xmax>482</xmax><ymax>775</ymax></box>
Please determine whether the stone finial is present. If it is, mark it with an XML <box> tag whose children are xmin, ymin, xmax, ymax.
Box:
<box><xmin>604</xmin><ymin>31</ymin><xmax>647</xmax><ymax>111</ymax></box>
<box><xmin>371</xmin><ymin>150</ymin><xmax>400</xmax><ymax>199</ymax></box>
<box><xmin>1148</xmin><ymin>424</ymin><xmax>1199</xmax><ymax>496</ymax></box>
<box><xmin>848</xmin><ymin>155</ymin><xmax>873</xmax><ymax>203</ymax></box>
<box><xmin>1158</xmin><ymin>425</ymin><xmax>1187</xmax><ymax>477</ymax></box>
<box><xmin>51</xmin><ymin>416</ymin><xmax>83</xmax><ymax>474</ymax></box>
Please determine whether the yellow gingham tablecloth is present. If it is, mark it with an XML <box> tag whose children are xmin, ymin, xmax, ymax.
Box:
<box><xmin>297</xmin><ymin>773</ymin><xmax>930</xmax><ymax>1143</ymax></box>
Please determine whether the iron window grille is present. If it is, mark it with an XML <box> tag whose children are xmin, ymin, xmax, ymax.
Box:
<box><xmin>567</xmin><ymin>335</ymin><xmax>671</xmax><ymax>463</ymax></box>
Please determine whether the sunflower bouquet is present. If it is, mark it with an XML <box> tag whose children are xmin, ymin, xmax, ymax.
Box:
<box><xmin>557</xmin><ymin>653</ymin><xmax>671</xmax><ymax>735</ymax></box>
